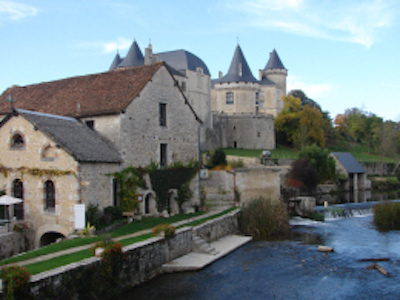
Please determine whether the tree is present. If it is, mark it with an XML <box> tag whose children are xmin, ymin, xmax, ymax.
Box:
<box><xmin>298</xmin><ymin>144</ymin><xmax>336</xmax><ymax>183</ymax></box>
<box><xmin>288</xmin><ymin>158</ymin><xmax>319</xmax><ymax>193</ymax></box>
<box><xmin>275</xmin><ymin>95</ymin><xmax>326</xmax><ymax>148</ymax></box>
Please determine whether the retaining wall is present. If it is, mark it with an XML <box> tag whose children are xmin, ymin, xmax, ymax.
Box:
<box><xmin>4</xmin><ymin>210</ymin><xmax>241</xmax><ymax>298</ymax></box>
<box><xmin>0</xmin><ymin>231</ymin><xmax>29</xmax><ymax>260</ymax></box>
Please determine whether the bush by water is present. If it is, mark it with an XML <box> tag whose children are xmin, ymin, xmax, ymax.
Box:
<box><xmin>239</xmin><ymin>197</ymin><xmax>289</xmax><ymax>239</ymax></box>
<box><xmin>373</xmin><ymin>201</ymin><xmax>400</xmax><ymax>231</ymax></box>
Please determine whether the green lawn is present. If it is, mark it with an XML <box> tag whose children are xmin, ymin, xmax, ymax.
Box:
<box><xmin>223</xmin><ymin>144</ymin><xmax>398</xmax><ymax>163</ymax></box>
<box><xmin>19</xmin><ymin>208</ymin><xmax>239</xmax><ymax>275</ymax></box>
<box><xmin>0</xmin><ymin>211</ymin><xmax>205</xmax><ymax>267</ymax></box>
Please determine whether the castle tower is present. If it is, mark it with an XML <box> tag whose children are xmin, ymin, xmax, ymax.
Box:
<box><xmin>211</xmin><ymin>44</ymin><xmax>261</xmax><ymax>114</ymax></box>
<box><xmin>262</xmin><ymin>49</ymin><xmax>287</xmax><ymax>94</ymax></box>
<box><xmin>115</xmin><ymin>40</ymin><xmax>144</xmax><ymax>69</ymax></box>
<box><xmin>109</xmin><ymin>52</ymin><xmax>122</xmax><ymax>70</ymax></box>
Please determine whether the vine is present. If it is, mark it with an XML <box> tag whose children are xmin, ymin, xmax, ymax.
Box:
<box><xmin>0</xmin><ymin>164</ymin><xmax>76</xmax><ymax>178</ymax></box>
<box><xmin>149</xmin><ymin>161</ymin><xmax>198</xmax><ymax>212</ymax></box>
<box><xmin>111</xmin><ymin>166</ymin><xmax>147</xmax><ymax>212</ymax></box>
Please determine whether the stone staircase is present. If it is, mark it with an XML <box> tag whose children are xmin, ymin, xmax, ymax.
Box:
<box><xmin>192</xmin><ymin>235</ymin><xmax>219</xmax><ymax>255</ymax></box>
<box><xmin>205</xmin><ymin>193</ymin><xmax>234</xmax><ymax>212</ymax></box>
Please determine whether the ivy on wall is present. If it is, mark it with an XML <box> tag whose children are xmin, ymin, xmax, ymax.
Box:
<box><xmin>149</xmin><ymin>161</ymin><xmax>198</xmax><ymax>212</ymax></box>
<box><xmin>111</xmin><ymin>166</ymin><xmax>147</xmax><ymax>212</ymax></box>
<box><xmin>0</xmin><ymin>164</ymin><xmax>76</xmax><ymax>178</ymax></box>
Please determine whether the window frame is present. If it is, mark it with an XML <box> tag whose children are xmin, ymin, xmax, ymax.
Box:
<box><xmin>44</xmin><ymin>180</ymin><xmax>56</xmax><ymax>212</ymax></box>
<box><xmin>159</xmin><ymin>103</ymin><xmax>167</xmax><ymax>127</ymax></box>
<box><xmin>226</xmin><ymin>92</ymin><xmax>234</xmax><ymax>105</ymax></box>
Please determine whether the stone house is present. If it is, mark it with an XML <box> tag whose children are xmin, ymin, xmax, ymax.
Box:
<box><xmin>331</xmin><ymin>152</ymin><xmax>371</xmax><ymax>191</ymax></box>
<box><xmin>0</xmin><ymin>109</ymin><xmax>122</xmax><ymax>245</ymax></box>
<box><xmin>0</xmin><ymin>62</ymin><xmax>201</xmax><ymax>245</ymax></box>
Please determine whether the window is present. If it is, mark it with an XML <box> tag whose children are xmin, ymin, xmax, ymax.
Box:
<box><xmin>12</xmin><ymin>179</ymin><xmax>24</xmax><ymax>220</ymax></box>
<box><xmin>159</xmin><ymin>103</ymin><xmax>167</xmax><ymax>126</ymax></box>
<box><xmin>255</xmin><ymin>92</ymin><xmax>259</xmax><ymax>105</ymax></box>
<box><xmin>113</xmin><ymin>178</ymin><xmax>119</xmax><ymax>207</ymax></box>
<box><xmin>85</xmin><ymin>120</ymin><xmax>94</xmax><ymax>130</ymax></box>
<box><xmin>42</xmin><ymin>145</ymin><xmax>56</xmax><ymax>161</ymax></box>
<box><xmin>226</xmin><ymin>92</ymin><xmax>234</xmax><ymax>105</ymax></box>
<box><xmin>160</xmin><ymin>143</ymin><xmax>167</xmax><ymax>167</ymax></box>
<box><xmin>181</xmin><ymin>81</ymin><xmax>186</xmax><ymax>92</ymax></box>
<box><xmin>45</xmin><ymin>180</ymin><xmax>55</xmax><ymax>211</ymax></box>
<box><xmin>11</xmin><ymin>134</ymin><xmax>24</xmax><ymax>149</ymax></box>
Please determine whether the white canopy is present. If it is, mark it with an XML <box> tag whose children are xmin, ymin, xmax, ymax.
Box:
<box><xmin>0</xmin><ymin>195</ymin><xmax>23</xmax><ymax>206</ymax></box>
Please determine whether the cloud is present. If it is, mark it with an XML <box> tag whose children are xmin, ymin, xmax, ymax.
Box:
<box><xmin>0</xmin><ymin>0</ymin><xmax>38</xmax><ymax>21</ymax></box>
<box><xmin>224</xmin><ymin>0</ymin><xmax>396</xmax><ymax>48</ymax></box>
<box><xmin>78</xmin><ymin>38</ymin><xmax>132</xmax><ymax>54</ymax></box>
<box><xmin>287</xmin><ymin>75</ymin><xmax>335</xmax><ymax>100</ymax></box>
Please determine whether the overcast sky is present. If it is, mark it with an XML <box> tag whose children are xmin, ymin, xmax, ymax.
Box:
<box><xmin>1</xmin><ymin>0</ymin><xmax>399</xmax><ymax>121</ymax></box>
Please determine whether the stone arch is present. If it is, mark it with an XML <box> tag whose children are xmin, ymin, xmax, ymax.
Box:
<box><xmin>10</xmin><ymin>131</ymin><xmax>25</xmax><ymax>149</ymax></box>
<box><xmin>40</xmin><ymin>231</ymin><xmax>66</xmax><ymax>247</ymax></box>
<box><xmin>41</xmin><ymin>144</ymin><xmax>57</xmax><ymax>161</ymax></box>
<box><xmin>35</xmin><ymin>225</ymin><xmax>70</xmax><ymax>247</ymax></box>
<box><xmin>144</xmin><ymin>192</ymin><xmax>157</xmax><ymax>215</ymax></box>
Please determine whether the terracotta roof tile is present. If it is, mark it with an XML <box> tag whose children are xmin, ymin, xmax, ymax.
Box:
<box><xmin>0</xmin><ymin>63</ymin><xmax>163</xmax><ymax>118</ymax></box>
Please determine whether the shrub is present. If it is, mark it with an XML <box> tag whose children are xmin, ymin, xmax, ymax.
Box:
<box><xmin>239</xmin><ymin>197</ymin><xmax>289</xmax><ymax>239</ymax></box>
<box><xmin>86</xmin><ymin>203</ymin><xmax>101</xmax><ymax>228</ymax></box>
<box><xmin>288</xmin><ymin>158</ymin><xmax>319</xmax><ymax>193</ymax></box>
<box><xmin>1</xmin><ymin>265</ymin><xmax>31</xmax><ymax>300</ymax></box>
<box><xmin>373</xmin><ymin>202</ymin><xmax>400</xmax><ymax>231</ymax></box>
<box><xmin>229</xmin><ymin>159</ymin><xmax>244</xmax><ymax>169</ymax></box>
<box><xmin>211</xmin><ymin>148</ymin><xmax>227</xmax><ymax>167</ymax></box>
<box><xmin>152</xmin><ymin>223</ymin><xmax>176</xmax><ymax>238</ymax></box>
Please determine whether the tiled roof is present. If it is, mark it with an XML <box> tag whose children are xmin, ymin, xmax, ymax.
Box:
<box><xmin>264</xmin><ymin>49</ymin><xmax>286</xmax><ymax>70</ymax></box>
<box><xmin>0</xmin><ymin>63</ymin><xmax>163</xmax><ymax>118</ymax></box>
<box><xmin>331</xmin><ymin>152</ymin><xmax>366</xmax><ymax>174</ymax></box>
<box><xmin>215</xmin><ymin>44</ymin><xmax>258</xmax><ymax>84</ymax></box>
<box><xmin>14</xmin><ymin>109</ymin><xmax>122</xmax><ymax>163</ymax></box>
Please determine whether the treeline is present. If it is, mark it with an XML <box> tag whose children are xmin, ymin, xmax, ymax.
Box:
<box><xmin>275</xmin><ymin>90</ymin><xmax>400</xmax><ymax>159</ymax></box>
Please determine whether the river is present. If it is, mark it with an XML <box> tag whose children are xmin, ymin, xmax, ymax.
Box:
<box><xmin>124</xmin><ymin>195</ymin><xmax>400</xmax><ymax>299</ymax></box>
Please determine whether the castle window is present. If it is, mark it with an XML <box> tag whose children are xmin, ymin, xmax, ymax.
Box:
<box><xmin>159</xmin><ymin>103</ymin><xmax>167</xmax><ymax>126</ymax></box>
<box><xmin>160</xmin><ymin>143</ymin><xmax>168</xmax><ymax>167</ymax></box>
<box><xmin>181</xmin><ymin>81</ymin><xmax>186</xmax><ymax>92</ymax></box>
<box><xmin>44</xmin><ymin>180</ymin><xmax>55</xmax><ymax>212</ymax></box>
<box><xmin>85</xmin><ymin>120</ymin><xmax>94</xmax><ymax>130</ymax></box>
<box><xmin>11</xmin><ymin>134</ymin><xmax>24</xmax><ymax>149</ymax></box>
<box><xmin>226</xmin><ymin>92</ymin><xmax>234</xmax><ymax>105</ymax></box>
<box><xmin>12</xmin><ymin>179</ymin><xmax>24</xmax><ymax>220</ymax></box>
<box><xmin>255</xmin><ymin>92</ymin><xmax>259</xmax><ymax>105</ymax></box>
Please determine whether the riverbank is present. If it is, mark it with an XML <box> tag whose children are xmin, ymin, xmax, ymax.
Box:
<box><xmin>1</xmin><ymin>209</ymin><xmax>248</xmax><ymax>298</ymax></box>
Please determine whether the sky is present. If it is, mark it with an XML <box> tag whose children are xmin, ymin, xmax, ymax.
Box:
<box><xmin>1</xmin><ymin>0</ymin><xmax>400</xmax><ymax>121</ymax></box>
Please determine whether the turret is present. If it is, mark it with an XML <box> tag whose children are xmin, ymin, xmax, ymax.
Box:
<box><xmin>262</xmin><ymin>49</ymin><xmax>287</xmax><ymax>94</ymax></box>
<box><xmin>117</xmin><ymin>40</ymin><xmax>144</xmax><ymax>68</ymax></box>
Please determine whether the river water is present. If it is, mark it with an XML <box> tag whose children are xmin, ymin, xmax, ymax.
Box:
<box><xmin>125</xmin><ymin>197</ymin><xmax>400</xmax><ymax>299</ymax></box>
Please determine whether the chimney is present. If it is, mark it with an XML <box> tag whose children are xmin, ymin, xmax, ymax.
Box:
<box><xmin>218</xmin><ymin>71</ymin><xmax>223</xmax><ymax>79</ymax></box>
<box><xmin>145</xmin><ymin>42</ymin><xmax>158</xmax><ymax>65</ymax></box>
<box><xmin>259</xmin><ymin>69</ymin><xmax>263</xmax><ymax>80</ymax></box>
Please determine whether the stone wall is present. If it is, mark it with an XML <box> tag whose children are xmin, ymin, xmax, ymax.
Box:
<box><xmin>201</xmin><ymin>169</ymin><xmax>281</xmax><ymax>206</ymax></box>
<box><xmin>0</xmin><ymin>231</ymin><xmax>31</xmax><ymax>260</ymax></box>
<box><xmin>10</xmin><ymin>211</ymin><xmax>242</xmax><ymax>298</ymax></box>
<box><xmin>212</xmin><ymin>113</ymin><xmax>275</xmax><ymax>150</ymax></box>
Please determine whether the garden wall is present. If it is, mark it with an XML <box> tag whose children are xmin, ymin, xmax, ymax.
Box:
<box><xmin>0</xmin><ymin>231</ymin><xmax>30</xmax><ymax>260</ymax></box>
<box><xmin>4</xmin><ymin>210</ymin><xmax>241</xmax><ymax>298</ymax></box>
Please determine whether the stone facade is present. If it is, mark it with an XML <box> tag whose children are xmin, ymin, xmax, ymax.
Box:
<box><xmin>0</xmin><ymin>115</ymin><xmax>80</xmax><ymax>244</ymax></box>
<box><xmin>212</xmin><ymin>112</ymin><xmax>275</xmax><ymax>149</ymax></box>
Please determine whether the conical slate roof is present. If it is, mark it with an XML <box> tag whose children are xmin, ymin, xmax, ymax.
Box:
<box><xmin>109</xmin><ymin>52</ymin><xmax>122</xmax><ymax>70</ymax></box>
<box><xmin>158</xmin><ymin>50</ymin><xmax>211</xmax><ymax>76</ymax></box>
<box><xmin>264</xmin><ymin>49</ymin><xmax>286</xmax><ymax>70</ymax></box>
<box><xmin>217</xmin><ymin>45</ymin><xmax>258</xmax><ymax>83</ymax></box>
<box><xmin>118</xmin><ymin>40</ymin><xmax>144</xmax><ymax>68</ymax></box>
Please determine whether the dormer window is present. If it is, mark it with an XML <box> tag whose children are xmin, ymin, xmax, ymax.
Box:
<box><xmin>42</xmin><ymin>145</ymin><xmax>57</xmax><ymax>161</ymax></box>
<box><xmin>11</xmin><ymin>133</ymin><xmax>25</xmax><ymax>149</ymax></box>
<box><xmin>85</xmin><ymin>120</ymin><xmax>94</xmax><ymax>130</ymax></box>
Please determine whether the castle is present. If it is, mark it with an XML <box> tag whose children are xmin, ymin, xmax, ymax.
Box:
<box><xmin>109</xmin><ymin>41</ymin><xmax>288</xmax><ymax>150</ymax></box>
<box><xmin>0</xmin><ymin>40</ymin><xmax>287</xmax><ymax>245</ymax></box>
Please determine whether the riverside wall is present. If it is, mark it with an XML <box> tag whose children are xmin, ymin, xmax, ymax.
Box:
<box><xmin>5</xmin><ymin>210</ymin><xmax>241</xmax><ymax>298</ymax></box>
